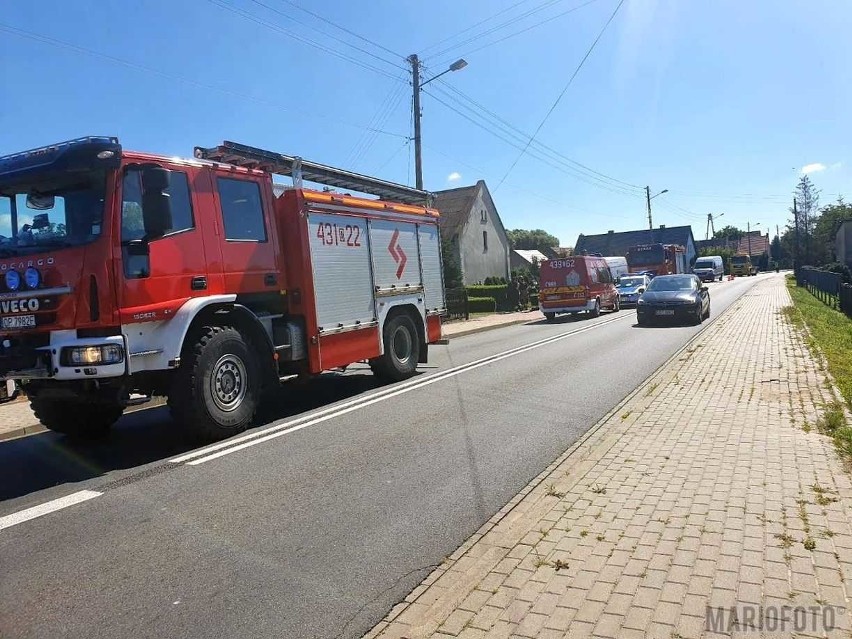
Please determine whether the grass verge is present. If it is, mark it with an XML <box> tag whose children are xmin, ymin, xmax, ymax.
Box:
<box><xmin>785</xmin><ymin>276</ymin><xmax>852</xmax><ymax>460</ymax></box>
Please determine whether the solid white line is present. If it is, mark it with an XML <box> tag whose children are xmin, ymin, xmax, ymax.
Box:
<box><xmin>0</xmin><ymin>490</ymin><xmax>102</xmax><ymax>532</ymax></box>
<box><xmin>171</xmin><ymin>313</ymin><xmax>628</xmax><ymax>464</ymax></box>
<box><xmin>186</xmin><ymin>315</ymin><xmax>629</xmax><ymax>466</ymax></box>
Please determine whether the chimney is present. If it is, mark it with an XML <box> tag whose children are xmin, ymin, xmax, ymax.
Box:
<box><xmin>659</xmin><ymin>224</ymin><xmax>666</xmax><ymax>229</ymax></box>
<box><xmin>608</xmin><ymin>230</ymin><xmax>614</xmax><ymax>234</ymax></box>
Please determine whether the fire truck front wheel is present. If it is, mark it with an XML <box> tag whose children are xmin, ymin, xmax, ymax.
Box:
<box><xmin>371</xmin><ymin>313</ymin><xmax>420</xmax><ymax>383</ymax></box>
<box><xmin>169</xmin><ymin>325</ymin><xmax>260</xmax><ymax>441</ymax></box>
<box><xmin>30</xmin><ymin>397</ymin><xmax>123</xmax><ymax>439</ymax></box>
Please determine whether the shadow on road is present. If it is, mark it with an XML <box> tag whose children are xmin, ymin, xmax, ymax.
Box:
<box><xmin>0</xmin><ymin>371</ymin><xmax>383</xmax><ymax>502</ymax></box>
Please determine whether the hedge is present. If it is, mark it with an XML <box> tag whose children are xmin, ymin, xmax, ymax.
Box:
<box><xmin>468</xmin><ymin>296</ymin><xmax>497</xmax><ymax>313</ymax></box>
<box><xmin>530</xmin><ymin>294</ymin><xmax>539</xmax><ymax>307</ymax></box>
<box><xmin>466</xmin><ymin>285</ymin><xmax>509</xmax><ymax>311</ymax></box>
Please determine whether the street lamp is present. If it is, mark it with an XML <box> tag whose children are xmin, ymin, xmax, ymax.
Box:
<box><xmin>408</xmin><ymin>55</ymin><xmax>468</xmax><ymax>189</ymax></box>
<box><xmin>645</xmin><ymin>186</ymin><xmax>668</xmax><ymax>229</ymax></box>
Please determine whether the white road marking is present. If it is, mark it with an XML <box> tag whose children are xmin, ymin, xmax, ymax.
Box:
<box><xmin>183</xmin><ymin>314</ymin><xmax>630</xmax><ymax>466</ymax></box>
<box><xmin>0</xmin><ymin>490</ymin><xmax>102</xmax><ymax>532</ymax></box>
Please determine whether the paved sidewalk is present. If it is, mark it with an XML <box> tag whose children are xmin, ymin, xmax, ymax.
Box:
<box><xmin>443</xmin><ymin>310</ymin><xmax>544</xmax><ymax>339</ymax></box>
<box><xmin>366</xmin><ymin>275</ymin><xmax>852</xmax><ymax>638</ymax></box>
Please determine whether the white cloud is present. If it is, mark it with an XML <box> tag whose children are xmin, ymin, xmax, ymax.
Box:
<box><xmin>447</xmin><ymin>172</ymin><xmax>461</xmax><ymax>182</ymax></box>
<box><xmin>801</xmin><ymin>163</ymin><xmax>827</xmax><ymax>174</ymax></box>
<box><xmin>830</xmin><ymin>162</ymin><xmax>843</xmax><ymax>171</ymax></box>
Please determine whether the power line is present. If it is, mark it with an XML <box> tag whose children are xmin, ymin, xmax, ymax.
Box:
<box><xmin>429</xmin><ymin>0</ymin><xmax>567</xmax><ymax>61</ymax></box>
<box><xmin>420</xmin><ymin>0</ymin><xmax>537</xmax><ymax>55</ymax></box>
<box><xmin>0</xmin><ymin>22</ymin><xmax>408</xmax><ymax>141</ymax></box>
<box><xmin>206</xmin><ymin>0</ymin><xmax>404</xmax><ymax>81</ymax></box>
<box><xmin>424</xmin><ymin>88</ymin><xmax>642</xmax><ymax>199</ymax></box>
<box><xmin>434</xmin><ymin>0</ymin><xmax>601</xmax><ymax>66</ymax></box>
<box><xmin>434</xmin><ymin>78</ymin><xmax>641</xmax><ymax>190</ymax></box>
<box><xmin>348</xmin><ymin>79</ymin><xmax>409</xmax><ymax>169</ymax></box>
<box><xmin>495</xmin><ymin>0</ymin><xmax>626</xmax><ymax>190</ymax></box>
<box><xmin>245</xmin><ymin>0</ymin><xmax>405</xmax><ymax>70</ymax></box>
<box><xmin>279</xmin><ymin>0</ymin><xmax>403</xmax><ymax>60</ymax></box>
<box><xmin>428</xmin><ymin>85</ymin><xmax>640</xmax><ymax>196</ymax></box>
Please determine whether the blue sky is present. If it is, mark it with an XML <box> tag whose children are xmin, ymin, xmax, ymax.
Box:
<box><xmin>1</xmin><ymin>0</ymin><xmax>850</xmax><ymax>246</ymax></box>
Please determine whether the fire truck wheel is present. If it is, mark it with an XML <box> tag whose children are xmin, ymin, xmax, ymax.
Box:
<box><xmin>589</xmin><ymin>299</ymin><xmax>601</xmax><ymax>318</ymax></box>
<box><xmin>169</xmin><ymin>325</ymin><xmax>260</xmax><ymax>441</ymax></box>
<box><xmin>30</xmin><ymin>397</ymin><xmax>123</xmax><ymax>439</ymax></box>
<box><xmin>371</xmin><ymin>314</ymin><xmax>420</xmax><ymax>383</ymax></box>
<box><xmin>544</xmin><ymin>312</ymin><xmax>556</xmax><ymax>322</ymax></box>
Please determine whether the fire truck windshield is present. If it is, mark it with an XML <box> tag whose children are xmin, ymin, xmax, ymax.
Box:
<box><xmin>629</xmin><ymin>246</ymin><xmax>664</xmax><ymax>266</ymax></box>
<box><xmin>0</xmin><ymin>171</ymin><xmax>106</xmax><ymax>254</ymax></box>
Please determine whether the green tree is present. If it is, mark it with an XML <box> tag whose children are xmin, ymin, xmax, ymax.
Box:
<box><xmin>507</xmin><ymin>229</ymin><xmax>559</xmax><ymax>253</ymax></box>
<box><xmin>441</xmin><ymin>235</ymin><xmax>462</xmax><ymax>288</ymax></box>
<box><xmin>812</xmin><ymin>197</ymin><xmax>852</xmax><ymax>265</ymax></box>
<box><xmin>792</xmin><ymin>175</ymin><xmax>820</xmax><ymax>265</ymax></box>
<box><xmin>713</xmin><ymin>225</ymin><xmax>744</xmax><ymax>242</ymax></box>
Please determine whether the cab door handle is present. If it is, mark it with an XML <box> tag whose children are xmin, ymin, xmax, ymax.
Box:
<box><xmin>191</xmin><ymin>276</ymin><xmax>207</xmax><ymax>291</ymax></box>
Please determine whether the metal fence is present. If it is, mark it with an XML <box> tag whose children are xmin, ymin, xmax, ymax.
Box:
<box><xmin>445</xmin><ymin>287</ymin><xmax>469</xmax><ymax>321</ymax></box>
<box><xmin>797</xmin><ymin>267</ymin><xmax>852</xmax><ymax>318</ymax></box>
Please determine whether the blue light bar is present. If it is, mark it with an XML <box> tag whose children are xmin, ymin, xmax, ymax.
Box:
<box><xmin>0</xmin><ymin>136</ymin><xmax>121</xmax><ymax>183</ymax></box>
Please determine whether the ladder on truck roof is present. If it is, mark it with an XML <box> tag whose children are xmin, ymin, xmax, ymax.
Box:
<box><xmin>194</xmin><ymin>140</ymin><xmax>433</xmax><ymax>206</ymax></box>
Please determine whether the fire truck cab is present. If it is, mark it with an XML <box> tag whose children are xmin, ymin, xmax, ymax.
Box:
<box><xmin>0</xmin><ymin>138</ymin><xmax>446</xmax><ymax>441</ymax></box>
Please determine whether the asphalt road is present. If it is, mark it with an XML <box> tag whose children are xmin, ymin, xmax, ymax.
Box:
<box><xmin>0</xmin><ymin>274</ymin><xmax>763</xmax><ymax>639</ymax></box>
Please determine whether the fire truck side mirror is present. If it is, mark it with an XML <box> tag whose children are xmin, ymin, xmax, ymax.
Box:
<box><xmin>141</xmin><ymin>167</ymin><xmax>173</xmax><ymax>238</ymax></box>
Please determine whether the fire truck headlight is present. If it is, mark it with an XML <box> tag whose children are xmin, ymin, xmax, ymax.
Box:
<box><xmin>62</xmin><ymin>344</ymin><xmax>125</xmax><ymax>366</ymax></box>
<box><xmin>5</xmin><ymin>270</ymin><xmax>20</xmax><ymax>291</ymax></box>
<box><xmin>24</xmin><ymin>267</ymin><xmax>40</xmax><ymax>289</ymax></box>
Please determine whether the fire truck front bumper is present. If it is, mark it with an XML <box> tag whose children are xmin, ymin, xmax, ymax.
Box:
<box><xmin>0</xmin><ymin>331</ymin><xmax>126</xmax><ymax>382</ymax></box>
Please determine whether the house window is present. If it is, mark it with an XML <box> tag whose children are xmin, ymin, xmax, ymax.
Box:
<box><xmin>480</xmin><ymin>209</ymin><xmax>487</xmax><ymax>223</ymax></box>
<box><xmin>483</xmin><ymin>230</ymin><xmax>488</xmax><ymax>252</ymax></box>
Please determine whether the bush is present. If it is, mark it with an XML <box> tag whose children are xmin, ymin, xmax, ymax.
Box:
<box><xmin>823</xmin><ymin>262</ymin><xmax>852</xmax><ymax>284</ymax></box>
<box><xmin>483</xmin><ymin>276</ymin><xmax>507</xmax><ymax>285</ymax></box>
<box><xmin>466</xmin><ymin>284</ymin><xmax>510</xmax><ymax>311</ymax></box>
<box><xmin>468</xmin><ymin>296</ymin><xmax>497</xmax><ymax>313</ymax></box>
<box><xmin>529</xmin><ymin>294</ymin><xmax>539</xmax><ymax>307</ymax></box>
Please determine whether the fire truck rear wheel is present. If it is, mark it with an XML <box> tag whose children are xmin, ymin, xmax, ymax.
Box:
<box><xmin>30</xmin><ymin>397</ymin><xmax>123</xmax><ymax>439</ymax></box>
<box><xmin>169</xmin><ymin>325</ymin><xmax>260</xmax><ymax>441</ymax></box>
<box><xmin>544</xmin><ymin>312</ymin><xmax>556</xmax><ymax>322</ymax></box>
<box><xmin>371</xmin><ymin>314</ymin><xmax>420</xmax><ymax>383</ymax></box>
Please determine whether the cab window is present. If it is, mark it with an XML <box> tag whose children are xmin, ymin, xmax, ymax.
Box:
<box><xmin>121</xmin><ymin>168</ymin><xmax>194</xmax><ymax>242</ymax></box>
<box><xmin>217</xmin><ymin>178</ymin><xmax>267</xmax><ymax>242</ymax></box>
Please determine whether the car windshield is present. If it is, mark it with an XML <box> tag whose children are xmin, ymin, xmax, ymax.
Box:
<box><xmin>618</xmin><ymin>276</ymin><xmax>645</xmax><ymax>288</ymax></box>
<box><xmin>646</xmin><ymin>276</ymin><xmax>696</xmax><ymax>292</ymax></box>
<box><xmin>0</xmin><ymin>171</ymin><xmax>106</xmax><ymax>255</ymax></box>
<box><xmin>731</xmin><ymin>255</ymin><xmax>749</xmax><ymax>264</ymax></box>
<box><xmin>694</xmin><ymin>260</ymin><xmax>714</xmax><ymax>269</ymax></box>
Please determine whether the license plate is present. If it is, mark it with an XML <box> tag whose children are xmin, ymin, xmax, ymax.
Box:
<box><xmin>2</xmin><ymin>315</ymin><xmax>35</xmax><ymax>329</ymax></box>
<box><xmin>655</xmin><ymin>309</ymin><xmax>675</xmax><ymax>316</ymax></box>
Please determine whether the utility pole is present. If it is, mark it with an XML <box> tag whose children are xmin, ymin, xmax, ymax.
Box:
<box><xmin>408</xmin><ymin>54</ymin><xmax>423</xmax><ymax>190</ymax></box>
<box><xmin>747</xmin><ymin>221</ymin><xmax>752</xmax><ymax>257</ymax></box>
<box><xmin>793</xmin><ymin>198</ymin><xmax>800</xmax><ymax>274</ymax></box>
<box><xmin>645</xmin><ymin>186</ymin><xmax>653</xmax><ymax>230</ymax></box>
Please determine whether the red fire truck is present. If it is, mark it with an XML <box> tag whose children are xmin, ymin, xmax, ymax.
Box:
<box><xmin>0</xmin><ymin>138</ymin><xmax>446</xmax><ymax>440</ymax></box>
<box><xmin>625</xmin><ymin>243</ymin><xmax>686</xmax><ymax>277</ymax></box>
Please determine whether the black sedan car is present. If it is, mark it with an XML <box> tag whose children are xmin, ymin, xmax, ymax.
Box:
<box><xmin>636</xmin><ymin>274</ymin><xmax>710</xmax><ymax>326</ymax></box>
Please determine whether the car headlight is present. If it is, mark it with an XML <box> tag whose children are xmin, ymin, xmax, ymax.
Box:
<box><xmin>637</xmin><ymin>299</ymin><xmax>645</xmax><ymax>305</ymax></box>
<box><xmin>5</xmin><ymin>270</ymin><xmax>20</xmax><ymax>291</ymax></box>
<box><xmin>61</xmin><ymin>344</ymin><xmax>124</xmax><ymax>366</ymax></box>
<box><xmin>24</xmin><ymin>267</ymin><xmax>41</xmax><ymax>289</ymax></box>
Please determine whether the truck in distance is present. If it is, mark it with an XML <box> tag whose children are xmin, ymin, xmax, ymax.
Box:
<box><xmin>626</xmin><ymin>243</ymin><xmax>687</xmax><ymax>277</ymax></box>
